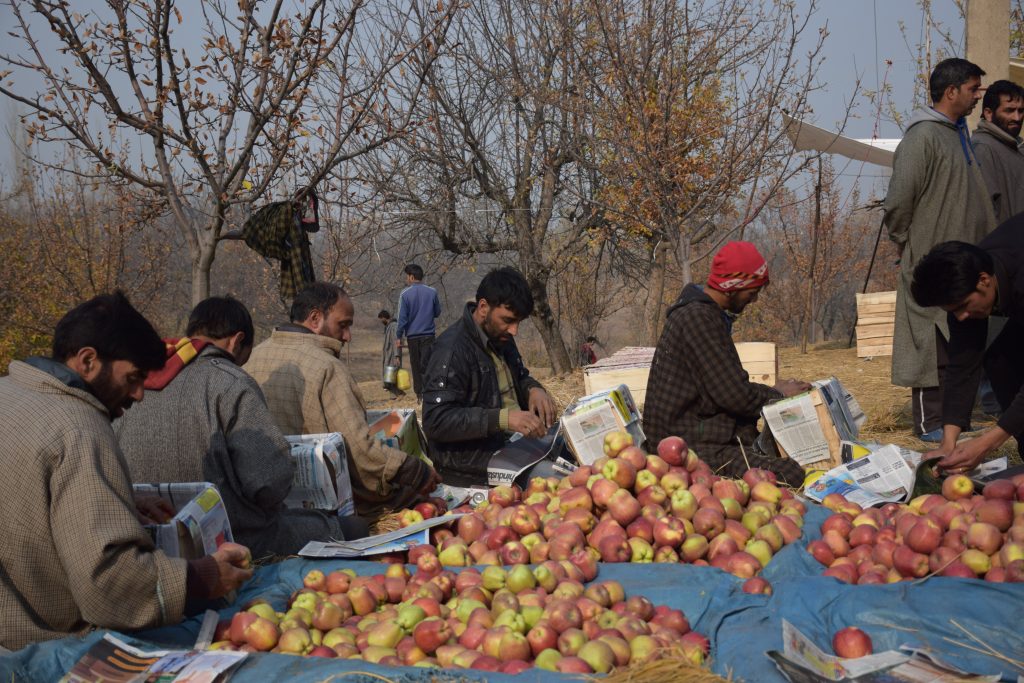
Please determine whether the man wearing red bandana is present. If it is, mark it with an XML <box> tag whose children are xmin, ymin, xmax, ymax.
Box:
<box><xmin>643</xmin><ymin>241</ymin><xmax>811</xmax><ymax>485</ymax></box>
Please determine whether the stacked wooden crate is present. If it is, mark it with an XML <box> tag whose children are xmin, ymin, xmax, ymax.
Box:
<box><xmin>855</xmin><ymin>291</ymin><xmax>897</xmax><ymax>358</ymax></box>
<box><xmin>583</xmin><ymin>347</ymin><xmax>655</xmax><ymax>408</ymax></box>
<box><xmin>583</xmin><ymin>342</ymin><xmax>778</xmax><ymax>410</ymax></box>
<box><xmin>735</xmin><ymin>342</ymin><xmax>778</xmax><ymax>386</ymax></box>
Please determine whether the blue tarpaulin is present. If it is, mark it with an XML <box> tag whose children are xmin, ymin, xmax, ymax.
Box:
<box><xmin>2</xmin><ymin>503</ymin><xmax>1022</xmax><ymax>682</ymax></box>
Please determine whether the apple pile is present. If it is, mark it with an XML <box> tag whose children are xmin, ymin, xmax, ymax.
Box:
<box><xmin>398</xmin><ymin>432</ymin><xmax>806</xmax><ymax>582</ymax></box>
<box><xmin>807</xmin><ymin>474</ymin><xmax>1024</xmax><ymax>584</ymax></box>
<box><xmin>208</xmin><ymin>562</ymin><xmax>709</xmax><ymax>674</ymax></box>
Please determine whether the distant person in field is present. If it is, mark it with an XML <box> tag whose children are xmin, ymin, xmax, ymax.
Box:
<box><xmin>396</xmin><ymin>263</ymin><xmax>442</xmax><ymax>402</ymax></box>
<box><xmin>0</xmin><ymin>293</ymin><xmax>252</xmax><ymax>651</ymax></box>
<box><xmin>911</xmin><ymin>218</ymin><xmax>1024</xmax><ymax>472</ymax></box>
<box><xmin>378</xmin><ymin>309</ymin><xmax>404</xmax><ymax>399</ymax></box>
<box><xmin>245</xmin><ymin>282</ymin><xmax>440</xmax><ymax>520</ymax></box>
<box><xmin>972</xmin><ymin>79</ymin><xmax>1024</xmax><ymax>224</ymax></box>
<box><xmin>884</xmin><ymin>57</ymin><xmax>996</xmax><ymax>443</ymax></box>
<box><xmin>642</xmin><ymin>241</ymin><xmax>810</xmax><ymax>485</ymax></box>
<box><xmin>421</xmin><ymin>267</ymin><xmax>559</xmax><ymax>486</ymax></box>
<box><xmin>116</xmin><ymin>296</ymin><xmax>367</xmax><ymax>559</ymax></box>
<box><xmin>580</xmin><ymin>335</ymin><xmax>599</xmax><ymax>366</ymax></box>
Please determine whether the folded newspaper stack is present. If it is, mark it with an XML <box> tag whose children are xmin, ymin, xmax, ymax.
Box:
<box><xmin>762</xmin><ymin>377</ymin><xmax>866</xmax><ymax>469</ymax></box>
<box><xmin>804</xmin><ymin>444</ymin><xmax>923</xmax><ymax>507</ymax></box>
<box><xmin>298</xmin><ymin>514</ymin><xmax>465</xmax><ymax>559</ymax></box>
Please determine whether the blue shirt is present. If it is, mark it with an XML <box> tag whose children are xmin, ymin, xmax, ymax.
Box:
<box><xmin>396</xmin><ymin>282</ymin><xmax>441</xmax><ymax>338</ymax></box>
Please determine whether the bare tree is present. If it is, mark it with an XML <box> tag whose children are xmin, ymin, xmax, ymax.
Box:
<box><xmin>356</xmin><ymin>0</ymin><xmax>608</xmax><ymax>374</ymax></box>
<box><xmin>1</xmin><ymin>0</ymin><xmax>453</xmax><ymax>304</ymax></box>
<box><xmin>576</xmin><ymin>0</ymin><xmax>828</xmax><ymax>343</ymax></box>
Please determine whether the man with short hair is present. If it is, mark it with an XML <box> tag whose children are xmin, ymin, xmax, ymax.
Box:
<box><xmin>116</xmin><ymin>297</ymin><xmax>365</xmax><ymax>559</ymax></box>
<box><xmin>642</xmin><ymin>242</ymin><xmax>811</xmax><ymax>485</ymax></box>
<box><xmin>884</xmin><ymin>57</ymin><xmax>996</xmax><ymax>442</ymax></box>
<box><xmin>973</xmin><ymin>79</ymin><xmax>1024</xmax><ymax>224</ymax></box>
<box><xmin>422</xmin><ymin>267</ymin><xmax>559</xmax><ymax>486</ymax></box>
<box><xmin>910</xmin><ymin>215</ymin><xmax>1024</xmax><ymax>472</ymax></box>
<box><xmin>246</xmin><ymin>283</ymin><xmax>440</xmax><ymax>520</ymax></box>
<box><xmin>0</xmin><ymin>293</ymin><xmax>252</xmax><ymax>651</ymax></box>
<box><xmin>396</xmin><ymin>263</ymin><xmax>442</xmax><ymax>401</ymax></box>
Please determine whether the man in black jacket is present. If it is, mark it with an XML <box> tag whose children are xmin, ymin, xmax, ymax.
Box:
<box><xmin>422</xmin><ymin>267</ymin><xmax>558</xmax><ymax>486</ymax></box>
<box><xmin>911</xmin><ymin>215</ymin><xmax>1024</xmax><ymax>473</ymax></box>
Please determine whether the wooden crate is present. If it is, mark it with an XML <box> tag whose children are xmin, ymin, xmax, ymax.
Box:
<box><xmin>855</xmin><ymin>291</ymin><xmax>896</xmax><ymax>358</ymax></box>
<box><xmin>735</xmin><ymin>342</ymin><xmax>777</xmax><ymax>386</ymax></box>
<box><xmin>583</xmin><ymin>343</ymin><xmax>778</xmax><ymax>409</ymax></box>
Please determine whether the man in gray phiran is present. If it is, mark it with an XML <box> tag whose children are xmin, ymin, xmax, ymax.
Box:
<box><xmin>973</xmin><ymin>79</ymin><xmax>1024</xmax><ymax>225</ymax></box>
<box><xmin>116</xmin><ymin>297</ymin><xmax>367</xmax><ymax>559</ymax></box>
<box><xmin>0</xmin><ymin>293</ymin><xmax>251</xmax><ymax>651</ymax></box>
<box><xmin>884</xmin><ymin>57</ymin><xmax>996</xmax><ymax>442</ymax></box>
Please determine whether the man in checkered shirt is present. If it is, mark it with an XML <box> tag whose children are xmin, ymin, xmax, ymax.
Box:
<box><xmin>642</xmin><ymin>242</ymin><xmax>810</xmax><ymax>485</ymax></box>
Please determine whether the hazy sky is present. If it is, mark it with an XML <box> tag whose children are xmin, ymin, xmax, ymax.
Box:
<box><xmin>0</xmin><ymin>0</ymin><xmax>964</xmax><ymax>199</ymax></box>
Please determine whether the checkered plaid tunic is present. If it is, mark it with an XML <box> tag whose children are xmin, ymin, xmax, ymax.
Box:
<box><xmin>642</xmin><ymin>285</ymin><xmax>805</xmax><ymax>485</ymax></box>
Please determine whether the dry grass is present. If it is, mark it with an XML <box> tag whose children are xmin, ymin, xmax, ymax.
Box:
<box><xmin>590</xmin><ymin>652</ymin><xmax>731</xmax><ymax>683</ymax></box>
<box><xmin>353</xmin><ymin>341</ymin><xmax>1018</xmax><ymax>465</ymax></box>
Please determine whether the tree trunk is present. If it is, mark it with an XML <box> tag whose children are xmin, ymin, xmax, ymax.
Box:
<box><xmin>645</xmin><ymin>240</ymin><xmax>670</xmax><ymax>346</ymax></box>
<box><xmin>526</xmin><ymin>274</ymin><xmax>573</xmax><ymax>375</ymax></box>
<box><xmin>191</xmin><ymin>232</ymin><xmax>218</xmax><ymax>306</ymax></box>
<box><xmin>801</xmin><ymin>162</ymin><xmax>822</xmax><ymax>354</ymax></box>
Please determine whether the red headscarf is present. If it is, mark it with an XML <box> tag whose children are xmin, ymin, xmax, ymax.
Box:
<box><xmin>706</xmin><ymin>241</ymin><xmax>769</xmax><ymax>292</ymax></box>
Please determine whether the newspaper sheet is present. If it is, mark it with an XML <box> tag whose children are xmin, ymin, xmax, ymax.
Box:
<box><xmin>812</xmin><ymin>377</ymin><xmax>864</xmax><ymax>441</ymax></box>
<box><xmin>773</xmin><ymin>620</ymin><xmax>908</xmax><ymax>681</ymax></box>
<box><xmin>298</xmin><ymin>513</ymin><xmax>464</xmax><ymax>558</ymax></box>
<box><xmin>770</xmin><ymin>623</ymin><xmax>1000</xmax><ymax>683</ymax></box>
<box><xmin>285</xmin><ymin>432</ymin><xmax>354</xmax><ymax>515</ymax></box>
<box><xmin>59</xmin><ymin>633</ymin><xmax>246</xmax><ymax>683</ymax></box>
<box><xmin>487</xmin><ymin>427</ymin><xmax>566</xmax><ymax>486</ymax></box>
<box><xmin>762</xmin><ymin>393</ymin><xmax>831</xmax><ymax>465</ymax></box>
<box><xmin>805</xmin><ymin>444</ymin><xmax>919</xmax><ymax>506</ymax></box>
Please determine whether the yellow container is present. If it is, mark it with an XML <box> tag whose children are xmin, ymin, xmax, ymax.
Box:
<box><xmin>396</xmin><ymin>368</ymin><xmax>412</xmax><ymax>392</ymax></box>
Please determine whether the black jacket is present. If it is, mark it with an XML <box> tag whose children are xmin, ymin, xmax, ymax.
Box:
<box><xmin>943</xmin><ymin>215</ymin><xmax>1024</xmax><ymax>436</ymax></box>
<box><xmin>422</xmin><ymin>303</ymin><xmax>543</xmax><ymax>485</ymax></box>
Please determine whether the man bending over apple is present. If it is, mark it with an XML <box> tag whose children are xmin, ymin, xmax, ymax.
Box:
<box><xmin>421</xmin><ymin>267</ymin><xmax>560</xmax><ymax>486</ymax></box>
<box><xmin>0</xmin><ymin>293</ymin><xmax>252</xmax><ymax>651</ymax></box>
<box><xmin>642</xmin><ymin>241</ymin><xmax>810</xmax><ymax>485</ymax></box>
<box><xmin>910</xmin><ymin>215</ymin><xmax>1024</xmax><ymax>474</ymax></box>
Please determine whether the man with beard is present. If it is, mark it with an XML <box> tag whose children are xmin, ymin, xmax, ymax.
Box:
<box><xmin>245</xmin><ymin>282</ymin><xmax>440</xmax><ymax>521</ymax></box>
<box><xmin>642</xmin><ymin>242</ymin><xmax>811</xmax><ymax>485</ymax></box>
<box><xmin>421</xmin><ymin>267</ymin><xmax>559</xmax><ymax>486</ymax></box>
<box><xmin>884</xmin><ymin>58</ymin><xmax>996</xmax><ymax>442</ymax></box>
<box><xmin>116</xmin><ymin>297</ymin><xmax>366</xmax><ymax>559</ymax></box>
<box><xmin>0</xmin><ymin>293</ymin><xmax>252</xmax><ymax>651</ymax></box>
<box><xmin>973</xmin><ymin>79</ymin><xmax>1024</xmax><ymax>224</ymax></box>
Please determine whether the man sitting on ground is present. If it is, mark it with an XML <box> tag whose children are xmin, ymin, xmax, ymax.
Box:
<box><xmin>0</xmin><ymin>293</ymin><xmax>252</xmax><ymax>651</ymax></box>
<box><xmin>911</xmin><ymin>216</ymin><xmax>1024</xmax><ymax>473</ymax></box>
<box><xmin>116</xmin><ymin>296</ymin><xmax>367</xmax><ymax>559</ymax></box>
<box><xmin>245</xmin><ymin>283</ymin><xmax>440</xmax><ymax>520</ymax></box>
<box><xmin>642</xmin><ymin>241</ymin><xmax>810</xmax><ymax>485</ymax></box>
<box><xmin>421</xmin><ymin>267</ymin><xmax>559</xmax><ymax>486</ymax></box>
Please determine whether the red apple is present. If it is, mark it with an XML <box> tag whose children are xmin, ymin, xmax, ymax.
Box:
<box><xmin>657</xmin><ymin>436</ymin><xmax>687</xmax><ymax>466</ymax></box>
<box><xmin>832</xmin><ymin>626</ymin><xmax>873</xmax><ymax>659</ymax></box>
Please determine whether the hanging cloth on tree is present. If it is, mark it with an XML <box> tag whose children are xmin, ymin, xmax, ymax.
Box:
<box><xmin>241</xmin><ymin>188</ymin><xmax>320</xmax><ymax>299</ymax></box>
